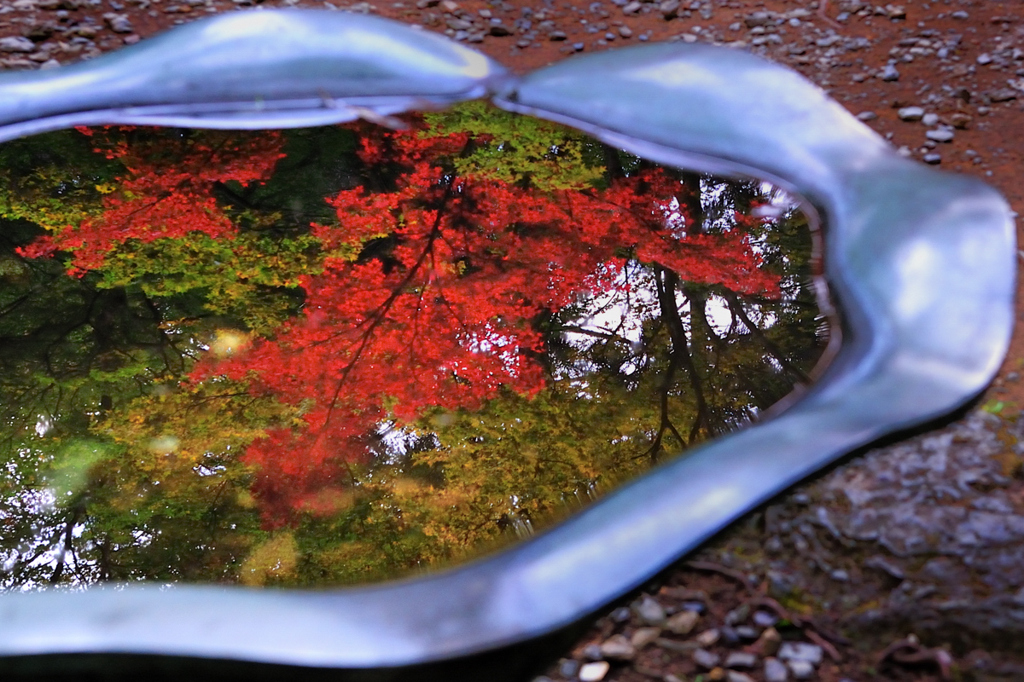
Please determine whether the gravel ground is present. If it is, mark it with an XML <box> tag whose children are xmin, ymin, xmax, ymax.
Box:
<box><xmin>1</xmin><ymin>0</ymin><xmax>1023</xmax><ymax>679</ymax></box>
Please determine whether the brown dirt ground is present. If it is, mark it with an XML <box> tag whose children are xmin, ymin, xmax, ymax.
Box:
<box><xmin>2</xmin><ymin>0</ymin><xmax>1022</xmax><ymax>679</ymax></box>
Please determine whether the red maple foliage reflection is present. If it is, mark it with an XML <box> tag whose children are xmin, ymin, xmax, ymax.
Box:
<box><xmin>18</xmin><ymin>127</ymin><xmax>285</xmax><ymax>275</ymax></box>
<box><xmin>192</xmin><ymin>125</ymin><xmax>780</xmax><ymax>524</ymax></box>
<box><xmin>18</xmin><ymin>121</ymin><xmax>781</xmax><ymax>527</ymax></box>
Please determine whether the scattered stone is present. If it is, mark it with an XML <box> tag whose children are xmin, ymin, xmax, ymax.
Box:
<box><xmin>753</xmin><ymin>611</ymin><xmax>779</xmax><ymax>628</ymax></box>
<box><xmin>695</xmin><ymin>628</ymin><xmax>721</xmax><ymax>647</ymax></box>
<box><xmin>725</xmin><ymin>604</ymin><xmax>749</xmax><ymax>625</ymax></box>
<box><xmin>621</xmin><ymin>0</ymin><xmax>641</xmax><ymax>14</ymax></box>
<box><xmin>725</xmin><ymin>652</ymin><xmax>758</xmax><ymax>669</ymax></box>
<box><xmin>719</xmin><ymin>626</ymin><xmax>741</xmax><ymax>646</ymax></box>
<box><xmin>884</xmin><ymin>4</ymin><xmax>905</xmax><ymax>18</ymax></box>
<box><xmin>665</xmin><ymin>609</ymin><xmax>700</xmax><ymax>635</ymax></box>
<box><xmin>610</xmin><ymin>606</ymin><xmax>631</xmax><ymax>623</ymax></box>
<box><xmin>600</xmin><ymin>634</ymin><xmax>636</xmax><ymax>661</ymax></box>
<box><xmin>788</xmin><ymin>660</ymin><xmax>815</xmax><ymax>680</ymax></box>
<box><xmin>921</xmin><ymin>112</ymin><xmax>939</xmax><ymax>126</ymax></box>
<box><xmin>708</xmin><ymin>668</ymin><xmax>727</xmax><ymax>681</ymax></box>
<box><xmin>735</xmin><ymin>626</ymin><xmax>759</xmax><ymax>641</ymax></box>
<box><xmin>744</xmin><ymin>11</ymin><xmax>771</xmax><ymax>27</ymax></box>
<box><xmin>635</xmin><ymin>595</ymin><xmax>666</xmax><ymax>626</ymax></box>
<box><xmin>951</xmin><ymin>10</ymin><xmax>968</xmax><ymax>19</ymax></box>
<box><xmin>897</xmin><ymin>106</ymin><xmax>924</xmax><ymax>121</ymax></box>
<box><xmin>0</xmin><ymin>36</ymin><xmax>35</xmax><ymax>52</ymax></box>
<box><xmin>579</xmin><ymin>661</ymin><xmax>610</xmax><ymax>682</ymax></box>
<box><xmin>547</xmin><ymin>30</ymin><xmax>566</xmax><ymax>40</ymax></box>
<box><xmin>572</xmin><ymin>41</ymin><xmax>584</xmax><ymax>51</ymax></box>
<box><xmin>655</xmin><ymin>637</ymin><xmax>699</xmax><ymax>655</ymax></box>
<box><xmin>767</xmin><ymin>571</ymin><xmax>796</xmax><ymax>599</ymax></box>
<box><xmin>764</xmin><ymin>657</ymin><xmax>789</xmax><ymax>682</ymax></box>
<box><xmin>488</xmin><ymin>23</ymin><xmax>511</xmax><ymax>36</ymax></box>
<box><xmin>659</xmin><ymin>0</ymin><xmax>679</xmax><ymax>19</ymax></box>
<box><xmin>926</xmin><ymin>128</ymin><xmax>954</xmax><ymax>143</ymax></box>
<box><xmin>727</xmin><ymin>672</ymin><xmax>755</xmax><ymax>682</ymax></box>
<box><xmin>631</xmin><ymin>626</ymin><xmax>661</xmax><ymax>649</ymax></box>
<box><xmin>693</xmin><ymin>648</ymin><xmax>722</xmax><ymax>669</ymax></box>
<box><xmin>753</xmin><ymin>627</ymin><xmax>782</xmax><ymax>656</ymax></box>
<box><xmin>987</xmin><ymin>88</ymin><xmax>1018</xmax><ymax>103</ymax></box>
<box><xmin>103</xmin><ymin>13</ymin><xmax>134</xmax><ymax>32</ymax></box>
<box><xmin>856</xmin><ymin>111</ymin><xmax>877</xmax><ymax>121</ymax></box>
<box><xmin>617</xmin><ymin>25</ymin><xmax>632</xmax><ymax>37</ymax></box>
<box><xmin>25</xmin><ymin>22</ymin><xmax>58</xmax><ymax>41</ymax></box>
<box><xmin>680</xmin><ymin>601</ymin><xmax>706</xmax><ymax>614</ymax></box>
<box><xmin>977</xmin><ymin>53</ymin><xmax>992</xmax><ymax>66</ymax></box>
<box><xmin>830</xmin><ymin>568</ymin><xmax>850</xmax><ymax>581</ymax></box>
<box><xmin>864</xmin><ymin>555</ymin><xmax>905</xmax><ymax>579</ymax></box>
<box><xmin>879</xmin><ymin>63</ymin><xmax>900</xmax><ymax>81</ymax></box>
<box><xmin>950</xmin><ymin>113</ymin><xmax>972</xmax><ymax>129</ymax></box>
<box><xmin>778</xmin><ymin>642</ymin><xmax>824</xmax><ymax>666</ymax></box>
<box><xmin>581</xmin><ymin>643</ymin><xmax>603</xmax><ymax>661</ymax></box>
<box><xmin>558</xmin><ymin>659</ymin><xmax>579</xmax><ymax>678</ymax></box>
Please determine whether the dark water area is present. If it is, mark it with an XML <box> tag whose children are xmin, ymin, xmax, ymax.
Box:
<box><xmin>0</xmin><ymin>104</ymin><xmax>831</xmax><ymax>589</ymax></box>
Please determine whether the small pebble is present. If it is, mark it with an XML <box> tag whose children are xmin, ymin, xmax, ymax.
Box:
<box><xmin>695</xmin><ymin>628</ymin><xmax>721</xmax><ymax>647</ymax></box>
<box><xmin>631</xmin><ymin>627</ymin><xmax>661</xmax><ymax>649</ymax></box>
<box><xmin>736</xmin><ymin>626</ymin><xmax>759</xmax><ymax>641</ymax></box>
<box><xmin>753</xmin><ymin>611</ymin><xmax>778</xmax><ymax>628</ymax></box>
<box><xmin>579</xmin><ymin>661</ymin><xmax>610</xmax><ymax>682</ymax></box>
<box><xmin>856</xmin><ymin>111</ymin><xmax>877</xmax><ymax>121</ymax></box>
<box><xmin>879</xmin><ymin>63</ymin><xmax>900</xmax><ymax>81</ymax></box>
<box><xmin>665</xmin><ymin>609</ymin><xmax>700</xmax><ymax>635</ymax></box>
<box><xmin>582</xmin><ymin>643</ymin><xmax>603</xmax><ymax>661</ymax></box>
<box><xmin>755</xmin><ymin>627</ymin><xmax>783</xmax><ymax>657</ymax></box>
<box><xmin>558</xmin><ymin>659</ymin><xmax>580</xmax><ymax>678</ymax></box>
<box><xmin>725</xmin><ymin>652</ymin><xmax>758</xmax><ymax>669</ymax></box>
<box><xmin>681</xmin><ymin>601</ymin><xmax>706</xmax><ymax>614</ymax></box>
<box><xmin>725</xmin><ymin>604</ymin><xmax>749</xmax><ymax>625</ymax></box>
<box><xmin>788</xmin><ymin>659</ymin><xmax>814</xmax><ymax>680</ymax></box>
<box><xmin>693</xmin><ymin>648</ymin><xmax>722</xmax><ymax>669</ymax></box>
<box><xmin>720</xmin><ymin>626</ymin><xmax>741</xmax><ymax>646</ymax></box>
<box><xmin>921</xmin><ymin>112</ymin><xmax>939</xmax><ymax>126</ymax></box>
<box><xmin>778</xmin><ymin>642</ymin><xmax>823</xmax><ymax>666</ymax></box>
<box><xmin>977</xmin><ymin>53</ymin><xmax>992</xmax><ymax>65</ymax></box>
<box><xmin>923</xmin><ymin>153</ymin><xmax>942</xmax><ymax>164</ymax></box>
<box><xmin>600</xmin><ymin>634</ymin><xmax>635</xmax><ymax>661</ymax></box>
<box><xmin>926</xmin><ymin>128</ymin><xmax>954</xmax><ymax>143</ymax></box>
<box><xmin>897</xmin><ymin>106</ymin><xmax>924</xmax><ymax>121</ymax></box>
<box><xmin>618</xmin><ymin>25</ymin><xmax>632</xmax><ymax>37</ymax></box>
<box><xmin>635</xmin><ymin>595</ymin><xmax>667</xmax><ymax>626</ymax></box>
<box><xmin>764</xmin><ymin>657</ymin><xmax>789</xmax><ymax>682</ymax></box>
<box><xmin>610</xmin><ymin>606</ymin><xmax>631</xmax><ymax>623</ymax></box>
<box><xmin>727</xmin><ymin>672</ymin><xmax>756</xmax><ymax>682</ymax></box>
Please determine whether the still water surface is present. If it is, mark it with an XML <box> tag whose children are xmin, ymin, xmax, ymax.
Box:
<box><xmin>0</xmin><ymin>104</ymin><xmax>831</xmax><ymax>589</ymax></box>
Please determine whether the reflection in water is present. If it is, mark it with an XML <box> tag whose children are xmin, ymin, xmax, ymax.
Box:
<box><xmin>0</xmin><ymin>104</ymin><xmax>830</xmax><ymax>589</ymax></box>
